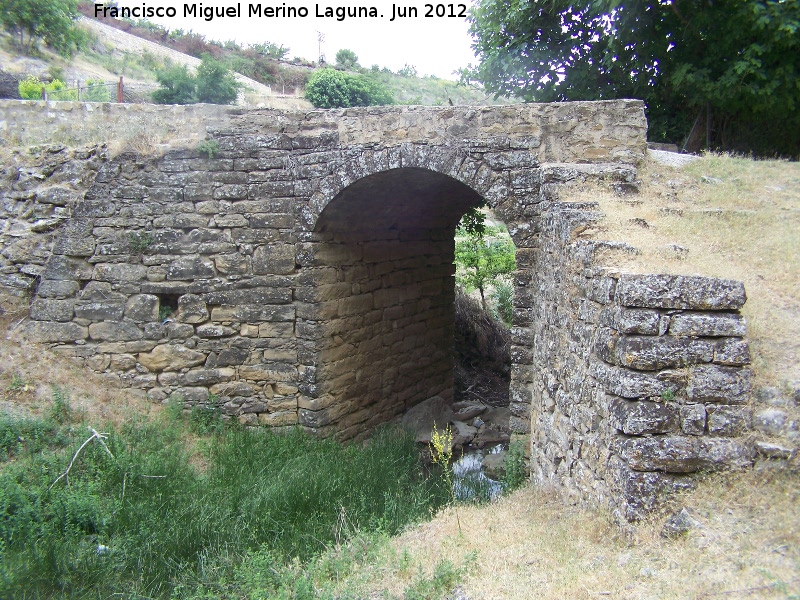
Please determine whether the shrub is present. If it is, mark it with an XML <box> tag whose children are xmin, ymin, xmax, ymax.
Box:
<box><xmin>335</xmin><ymin>48</ymin><xmax>359</xmax><ymax>70</ymax></box>
<box><xmin>152</xmin><ymin>64</ymin><xmax>196</xmax><ymax>104</ymax></box>
<box><xmin>18</xmin><ymin>75</ymin><xmax>44</xmax><ymax>99</ymax></box>
<box><xmin>83</xmin><ymin>79</ymin><xmax>110</xmax><ymax>102</ymax></box>
<box><xmin>305</xmin><ymin>68</ymin><xmax>393</xmax><ymax>108</ymax></box>
<box><xmin>195</xmin><ymin>54</ymin><xmax>240</xmax><ymax>104</ymax></box>
<box><xmin>42</xmin><ymin>79</ymin><xmax>78</xmax><ymax>101</ymax></box>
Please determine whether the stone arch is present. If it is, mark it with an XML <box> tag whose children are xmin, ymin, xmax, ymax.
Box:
<box><xmin>294</xmin><ymin>148</ymin><xmax>532</xmax><ymax>439</ymax></box>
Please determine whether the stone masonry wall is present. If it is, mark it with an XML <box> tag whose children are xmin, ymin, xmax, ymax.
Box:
<box><xmin>3</xmin><ymin>99</ymin><xmax>761</xmax><ymax>518</ymax></box>
<box><xmin>523</xmin><ymin>180</ymin><xmax>753</xmax><ymax>520</ymax></box>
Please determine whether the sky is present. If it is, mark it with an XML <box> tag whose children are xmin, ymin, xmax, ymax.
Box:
<box><xmin>112</xmin><ymin>0</ymin><xmax>479</xmax><ymax>79</ymax></box>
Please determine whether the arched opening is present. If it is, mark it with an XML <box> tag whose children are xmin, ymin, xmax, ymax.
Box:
<box><xmin>300</xmin><ymin>168</ymin><xmax>487</xmax><ymax>438</ymax></box>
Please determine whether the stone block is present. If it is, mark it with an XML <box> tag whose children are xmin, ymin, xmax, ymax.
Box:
<box><xmin>753</xmin><ymin>408</ymin><xmax>788</xmax><ymax>436</ymax></box>
<box><xmin>259</xmin><ymin>411</ymin><xmax>298</xmax><ymax>427</ymax></box>
<box><xmin>184</xmin><ymin>367</ymin><xmax>235</xmax><ymax>386</ymax></box>
<box><xmin>598</xmin><ymin>306</ymin><xmax>660</xmax><ymax>334</ymax></box>
<box><xmin>591</xmin><ymin>360</ymin><xmax>685</xmax><ymax>399</ymax></box>
<box><xmin>177</xmin><ymin>293</ymin><xmax>209</xmax><ymax>324</ymax></box>
<box><xmin>714</xmin><ymin>338</ymin><xmax>751</xmax><ymax>366</ymax></box>
<box><xmin>680</xmin><ymin>404</ymin><xmax>706</xmax><ymax>435</ymax></box>
<box><xmin>21</xmin><ymin>320</ymin><xmax>88</xmax><ymax>342</ymax></box>
<box><xmin>92</xmin><ymin>263</ymin><xmax>147</xmax><ymax>283</ymax></box>
<box><xmin>88</xmin><ymin>321</ymin><xmax>144</xmax><ymax>342</ymax></box>
<box><xmin>608</xmin><ymin>457</ymin><xmax>695</xmax><ymax>522</ymax></box>
<box><xmin>74</xmin><ymin>301</ymin><xmax>125</xmax><ymax>321</ymax></box>
<box><xmin>686</xmin><ymin>365</ymin><xmax>751</xmax><ymax>404</ymax></box>
<box><xmin>167</xmin><ymin>257</ymin><xmax>216</xmax><ymax>280</ymax></box>
<box><xmin>209</xmin><ymin>381</ymin><xmax>255</xmax><ymax>397</ymax></box>
<box><xmin>125</xmin><ymin>294</ymin><xmax>159</xmax><ymax>322</ymax></box>
<box><xmin>196</xmin><ymin>324</ymin><xmax>236</xmax><ymax>338</ymax></box>
<box><xmin>215</xmin><ymin>347</ymin><xmax>250</xmax><ymax>366</ymax></box>
<box><xmin>616</xmin><ymin>435</ymin><xmax>753</xmax><ymax>473</ymax></box>
<box><xmin>706</xmin><ymin>405</ymin><xmax>751</xmax><ymax>436</ymax></box>
<box><xmin>29</xmin><ymin>298</ymin><xmax>74</xmax><ymax>322</ymax></box>
<box><xmin>609</xmin><ymin>397</ymin><xmax>678</xmax><ymax>435</ymax></box>
<box><xmin>214</xmin><ymin>253</ymin><xmax>250</xmax><ymax>275</ymax></box>
<box><xmin>669</xmin><ymin>312</ymin><xmax>746</xmax><ymax>337</ymax></box>
<box><xmin>45</xmin><ymin>256</ymin><xmax>93</xmax><ymax>281</ymax></box>
<box><xmin>239</xmin><ymin>363</ymin><xmax>296</xmax><ymax>382</ymax></box>
<box><xmin>253</xmin><ymin>244</ymin><xmax>296</xmax><ymax>275</ymax></box>
<box><xmin>138</xmin><ymin>344</ymin><xmax>206</xmax><ymax>371</ymax></box>
<box><xmin>36</xmin><ymin>280</ymin><xmax>79</xmax><ymax>299</ymax></box>
<box><xmin>614</xmin><ymin>274</ymin><xmax>746</xmax><ymax>310</ymax></box>
<box><xmin>614</xmin><ymin>335</ymin><xmax>713</xmax><ymax>370</ymax></box>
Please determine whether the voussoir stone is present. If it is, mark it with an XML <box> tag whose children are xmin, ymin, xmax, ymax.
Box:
<box><xmin>138</xmin><ymin>344</ymin><xmax>206</xmax><ymax>371</ymax></box>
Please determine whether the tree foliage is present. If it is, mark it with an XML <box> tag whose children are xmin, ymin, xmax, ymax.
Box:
<box><xmin>468</xmin><ymin>0</ymin><xmax>800</xmax><ymax>155</ymax></box>
<box><xmin>152</xmin><ymin>56</ymin><xmax>240</xmax><ymax>105</ymax></box>
<box><xmin>335</xmin><ymin>49</ymin><xmax>359</xmax><ymax>70</ymax></box>
<box><xmin>304</xmin><ymin>68</ymin><xmax>393</xmax><ymax>108</ymax></box>
<box><xmin>195</xmin><ymin>55</ymin><xmax>241</xmax><ymax>104</ymax></box>
<box><xmin>455</xmin><ymin>209</ymin><xmax>516</xmax><ymax>312</ymax></box>
<box><xmin>0</xmin><ymin>0</ymin><xmax>85</xmax><ymax>56</ymax></box>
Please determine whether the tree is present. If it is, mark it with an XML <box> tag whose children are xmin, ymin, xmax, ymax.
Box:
<box><xmin>195</xmin><ymin>55</ymin><xmax>240</xmax><ymax>104</ymax></box>
<box><xmin>0</xmin><ymin>0</ymin><xmax>85</xmax><ymax>56</ymax></box>
<box><xmin>335</xmin><ymin>49</ymin><xmax>359</xmax><ymax>70</ymax></box>
<box><xmin>454</xmin><ymin>208</ymin><xmax>516</xmax><ymax>312</ymax></box>
<box><xmin>152</xmin><ymin>64</ymin><xmax>196</xmax><ymax>105</ymax></box>
<box><xmin>304</xmin><ymin>68</ymin><xmax>393</xmax><ymax>108</ymax></box>
<box><xmin>468</xmin><ymin>0</ymin><xmax>800</xmax><ymax>155</ymax></box>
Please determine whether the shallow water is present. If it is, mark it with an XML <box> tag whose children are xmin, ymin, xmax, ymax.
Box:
<box><xmin>451</xmin><ymin>445</ymin><xmax>504</xmax><ymax>501</ymax></box>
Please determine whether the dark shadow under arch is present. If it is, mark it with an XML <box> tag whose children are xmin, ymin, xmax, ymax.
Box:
<box><xmin>299</xmin><ymin>168</ymin><xmax>491</xmax><ymax>437</ymax></box>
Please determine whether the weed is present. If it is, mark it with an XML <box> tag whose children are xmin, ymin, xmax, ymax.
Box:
<box><xmin>128</xmin><ymin>230</ymin><xmax>153</xmax><ymax>254</ymax></box>
<box><xmin>403</xmin><ymin>559</ymin><xmax>464</xmax><ymax>600</ymax></box>
<box><xmin>158</xmin><ymin>305</ymin><xmax>173</xmax><ymax>321</ymax></box>
<box><xmin>188</xmin><ymin>401</ymin><xmax>223</xmax><ymax>435</ymax></box>
<box><xmin>8</xmin><ymin>373</ymin><xmax>29</xmax><ymax>392</ymax></box>
<box><xmin>197</xmin><ymin>139</ymin><xmax>219</xmax><ymax>158</ymax></box>
<box><xmin>502</xmin><ymin>439</ymin><xmax>528</xmax><ymax>492</ymax></box>
<box><xmin>48</xmin><ymin>385</ymin><xmax>72</xmax><ymax>424</ymax></box>
<box><xmin>661</xmin><ymin>387</ymin><xmax>676</xmax><ymax>401</ymax></box>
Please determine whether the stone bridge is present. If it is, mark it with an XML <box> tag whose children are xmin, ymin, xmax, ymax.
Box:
<box><xmin>2</xmin><ymin>100</ymin><xmax>753</xmax><ymax>520</ymax></box>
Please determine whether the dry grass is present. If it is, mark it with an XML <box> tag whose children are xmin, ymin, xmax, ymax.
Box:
<box><xmin>575</xmin><ymin>153</ymin><xmax>800</xmax><ymax>389</ymax></box>
<box><xmin>339</xmin><ymin>467</ymin><xmax>799</xmax><ymax>599</ymax></box>
<box><xmin>0</xmin><ymin>314</ymin><xmax>159</xmax><ymax>426</ymax></box>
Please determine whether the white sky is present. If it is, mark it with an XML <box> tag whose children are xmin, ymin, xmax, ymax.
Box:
<box><xmin>112</xmin><ymin>0</ymin><xmax>478</xmax><ymax>79</ymax></box>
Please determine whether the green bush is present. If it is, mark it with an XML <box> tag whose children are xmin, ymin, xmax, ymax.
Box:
<box><xmin>18</xmin><ymin>75</ymin><xmax>44</xmax><ymax>99</ymax></box>
<box><xmin>152</xmin><ymin>64</ymin><xmax>196</xmax><ymax>104</ymax></box>
<box><xmin>305</xmin><ymin>67</ymin><xmax>393</xmax><ymax>108</ymax></box>
<box><xmin>83</xmin><ymin>79</ymin><xmax>110</xmax><ymax>102</ymax></box>
<box><xmin>195</xmin><ymin>54</ymin><xmax>240</xmax><ymax>104</ymax></box>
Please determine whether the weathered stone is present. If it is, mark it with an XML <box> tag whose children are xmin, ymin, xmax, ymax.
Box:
<box><xmin>36</xmin><ymin>280</ymin><xmax>79</xmax><ymax>299</ymax></box>
<box><xmin>591</xmin><ymin>360</ymin><xmax>685</xmax><ymax>399</ymax></box>
<box><xmin>609</xmin><ymin>397</ymin><xmax>678</xmax><ymax>435</ymax></box>
<box><xmin>599</xmin><ymin>306</ymin><xmax>660</xmax><ymax>334</ymax></box>
<box><xmin>614</xmin><ymin>274</ymin><xmax>746</xmax><ymax>310</ymax></box>
<box><xmin>138</xmin><ymin>344</ymin><xmax>206</xmax><ymax>371</ymax></box>
<box><xmin>44</xmin><ymin>256</ymin><xmax>93</xmax><ymax>281</ymax></box>
<box><xmin>92</xmin><ymin>263</ymin><xmax>147</xmax><ymax>283</ymax></box>
<box><xmin>167</xmin><ymin>257</ymin><xmax>216</xmax><ymax>280</ymax></box>
<box><xmin>661</xmin><ymin>507</ymin><xmax>703</xmax><ymax>538</ymax></box>
<box><xmin>609</xmin><ymin>457</ymin><xmax>695</xmax><ymax>522</ymax></box>
<box><xmin>214</xmin><ymin>253</ymin><xmax>250</xmax><ymax>274</ymax></box>
<box><xmin>20</xmin><ymin>320</ymin><xmax>88</xmax><ymax>342</ymax></box>
<box><xmin>669</xmin><ymin>312</ymin><xmax>746</xmax><ymax>337</ymax></box>
<box><xmin>753</xmin><ymin>441</ymin><xmax>795</xmax><ymax>460</ymax></box>
<box><xmin>259</xmin><ymin>411</ymin><xmax>298</xmax><ymax>426</ymax></box>
<box><xmin>29</xmin><ymin>299</ymin><xmax>74</xmax><ymax>322</ymax></box>
<box><xmin>125</xmin><ymin>294</ymin><xmax>159</xmax><ymax>322</ymax></box>
<box><xmin>209</xmin><ymin>381</ymin><xmax>255</xmax><ymax>397</ymax></box>
<box><xmin>176</xmin><ymin>293</ymin><xmax>209</xmax><ymax>324</ymax></box>
<box><xmin>714</xmin><ymin>338</ymin><xmax>751</xmax><ymax>366</ymax></box>
<box><xmin>614</xmin><ymin>335</ymin><xmax>713</xmax><ymax>370</ymax></box>
<box><xmin>214</xmin><ymin>347</ymin><xmax>249</xmax><ymax>366</ymax></box>
<box><xmin>74</xmin><ymin>301</ymin><xmax>125</xmax><ymax>321</ymax></box>
<box><xmin>706</xmin><ymin>405</ymin><xmax>751</xmax><ymax>436</ymax></box>
<box><xmin>184</xmin><ymin>368</ymin><xmax>235</xmax><ymax>386</ymax></box>
<box><xmin>252</xmin><ymin>244</ymin><xmax>296</xmax><ymax>275</ymax></box>
<box><xmin>88</xmin><ymin>321</ymin><xmax>144</xmax><ymax>342</ymax></box>
<box><xmin>196</xmin><ymin>324</ymin><xmax>236</xmax><ymax>338</ymax></box>
<box><xmin>680</xmin><ymin>404</ymin><xmax>706</xmax><ymax>436</ymax></box>
<box><xmin>239</xmin><ymin>363</ymin><xmax>296</xmax><ymax>382</ymax></box>
<box><xmin>617</xmin><ymin>435</ymin><xmax>753</xmax><ymax>473</ymax></box>
<box><xmin>752</xmin><ymin>408</ymin><xmax>788</xmax><ymax>436</ymax></box>
<box><xmin>86</xmin><ymin>354</ymin><xmax>111</xmax><ymax>372</ymax></box>
<box><xmin>170</xmin><ymin>387</ymin><xmax>209</xmax><ymax>403</ymax></box>
<box><xmin>79</xmin><ymin>281</ymin><xmax>126</xmax><ymax>302</ymax></box>
<box><xmin>686</xmin><ymin>365</ymin><xmax>751</xmax><ymax>404</ymax></box>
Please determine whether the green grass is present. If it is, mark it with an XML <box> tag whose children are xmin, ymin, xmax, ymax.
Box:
<box><xmin>0</xmin><ymin>397</ymin><xmax>447</xmax><ymax>599</ymax></box>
